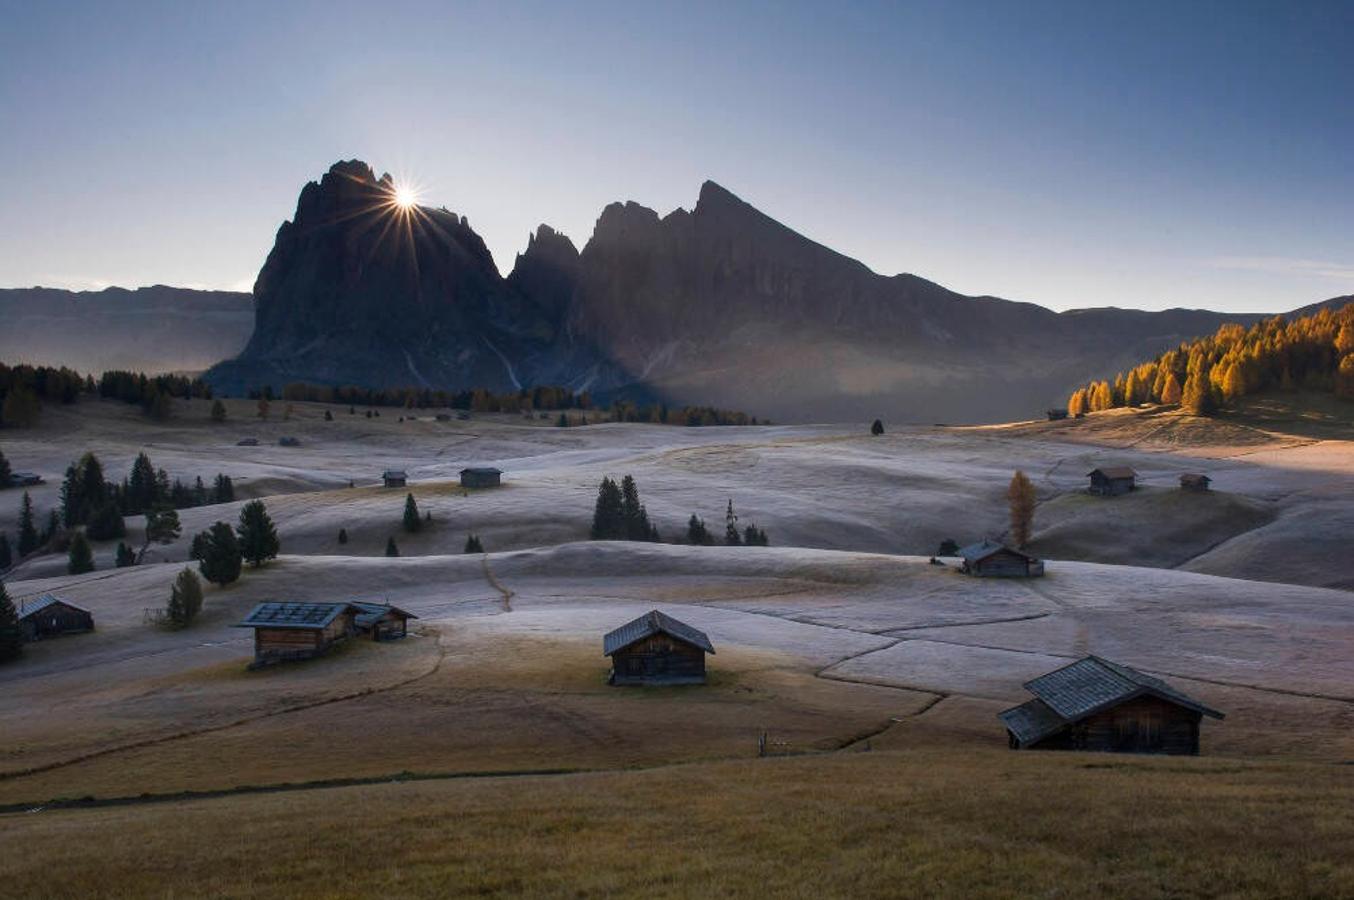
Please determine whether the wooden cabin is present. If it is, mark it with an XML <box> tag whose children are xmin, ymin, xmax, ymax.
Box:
<box><xmin>604</xmin><ymin>610</ymin><xmax>715</xmax><ymax>686</ymax></box>
<box><xmin>382</xmin><ymin>470</ymin><xmax>408</xmax><ymax>488</ymax></box>
<box><xmin>16</xmin><ymin>595</ymin><xmax>94</xmax><ymax>641</ymax></box>
<box><xmin>459</xmin><ymin>467</ymin><xmax>502</xmax><ymax>489</ymax></box>
<box><xmin>278</xmin><ymin>436</ymin><xmax>300</xmax><ymax>447</ymax></box>
<box><xmin>234</xmin><ymin>601</ymin><xmax>360</xmax><ymax>667</ymax></box>
<box><xmin>957</xmin><ymin>540</ymin><xmax>1044</xmax><ymax>578</ymax></box>
<box><xmin>999</xmin><ymin>656</ymin><xmax>1223</xmax><ymax>755</ymax></box>
<box><xmin>1180</xmin><ymin>473</ymin><xmax>1212</xmax><ymax>492</ymax></box>
<box><xmin>353</xmin><ymin>602</ymin><xmax>417</xmax><ymax>640</ymax></box>
<box><xmin>1046</xmin><ymin>408</ymin><xmax>1069</xmax><ymax>421</ymax></box>
<box><xmin>7</xmin><ymin>471</ymin><xmax>44</xmax><ymax>487</ymax></box>
<box><xmin>1087</xmin><ymin>466</ymin><xmax>1137</xmax><ymax>496</ymax></box>
<box><xmin>236</xmin><ymin>437</ymin><xmax>259</xmax><ymax>446</ymax></box>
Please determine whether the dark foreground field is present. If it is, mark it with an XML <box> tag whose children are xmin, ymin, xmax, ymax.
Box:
<box><xmin>4</xmin><ymin>748</ymin><xmax>1351</xmax><ymax>898</ymax></box>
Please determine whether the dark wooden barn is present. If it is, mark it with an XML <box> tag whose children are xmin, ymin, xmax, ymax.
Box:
<box><xmin>234</xmin><ymin>601</ymin><xmax>360</xmax><ymax>667</ymax></box>
<box><xmin>460</xmin><ymin>467</ymin><xmax>502</xmax><ymax>488</ymax></box>
<box><xmin>1046</xmin><ymin>408</ymin><xmax>1069</xmax><ymax>421</ymax></box>
<box><xmin>1087</xmin><ymin>466</ymin><xmax>1138</xmax><ymax>496</ymax></box>
<box><xmin>16</xmin><ymin>595</ymin><xmax>94</xmax><ymax>641</ymax></box>
<box><xmin>382</xmin><ymin>470</ymin><xmax>408</xmax><ymax>488</ymax></box>
<box><xmin>1179</xmin><ymin>473</ymin><xmax>1212</xmax><ymax>492</ymax></box>
<box><xmin>353</xmin><ymin>602</ymin><xmax>417</xmax><ymax>640</ymax></box>
<box><xmin>604</xmin><ymin>609</ymin><xmax>715</xmax><ymax>686</ymax></box>
<box><xmin>957</xmin><ymin>540</ymin><xmax>1044</xmax><ymax>577</ymax></box>
<box><xmin>7</xmin><ymin>471</ymin><xmax>44</xmax><ymax>487</ymax></box>
<box><xmin>999</xmin><ymin>656</ymin><xmax>1223</xmax><ymax>755</ymax></box>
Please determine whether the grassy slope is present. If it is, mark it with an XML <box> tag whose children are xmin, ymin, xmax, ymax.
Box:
<box><xmin>3</xmin><ymin>750</ymin><xmax>1351</xmax><ymax>898</ymax></box>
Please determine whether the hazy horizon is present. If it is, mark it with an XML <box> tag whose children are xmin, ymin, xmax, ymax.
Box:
<box><xmin>3</xmin><ymin>0</ymin><xmax>1352</xmax><ymax>313</ymax></box>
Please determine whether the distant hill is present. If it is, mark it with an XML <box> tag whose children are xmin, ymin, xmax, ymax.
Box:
<box><xmin>0</xmin><ymin>285</ymin><xmax>252</xmax><ymax>374</ymax></box>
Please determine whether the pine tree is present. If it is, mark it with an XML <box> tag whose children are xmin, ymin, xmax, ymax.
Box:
<box><xmin>212</xmin><ymin>473</ymin><xmax>234</xmax><ymax>503</ymax></box>
<box><xmin>324</xmin><ymin>409</ymin><xmax>333</xmax><ymax>421</ymax></box>
<box><xmin>0</xmin><ymin>581</ymin><xmax>22</xmax><ymax>663</ymax></box>
<box><xmin>67</xmin><ymin>530</ymin><xmax>94</xmax><ymax>574</ymax></box>
<box><xmin>464</xmin><ymin>534</ymin><xmax>484</xmax><ymax>553</ymax></box>
<box><xmin>743</xmin><ymin>523</ymin><xmax>769</xmax><ymax>546</ymax></box>
<box><xmin>385</xmin><ymin>537</ymin><xmax>400</xmax><ymax>557</ymax></box>
<box><xmin>138</xmin><ymin>508</ymin><xmax>181</xmax><ymax>563</ymax></box>
<box><xmin>871</xmin><ymin>419</ymin><xmax>884</xmax><ymax>436</ymax></box>
<box><xmin>1160</xmin><ymin>372</ymin><xmax>1183</xmax><ymax>405</ymax></box>
<box><xmin>193</xmin><ymin>476</ymin><xmax>208</xmax><ymax>507</ymax></box>
<box><xmin>619</xmin><ymin>475</ymin><xmax>651</xmax><ymax>541</ymax></box>
<box><xmin>1182</xmin><ymin>370</ymin><xmax>1216</xmax><ymax>416</ymax></box>
<box><xmin>590</xmin><ymin>477</ymin><xmax>625</xmax><ymax>540</ymax></box>
<box><xmin>1</xmin><ymin>387</ymin><xmax>40</xmax><ymax>427</ymax></box>
<box><xmin>338</xmin><ymin>528</ymin><xmax>348</xmax><ymax>545</ymax></box>
<box><xmin>0</xmin><ymin>448</ymin><xmax>10</xmax><ymax>486</ymax></box>
<box><xmin>165</xmin><ymin>567</ymin><xmax>204</xmax><ymax>628</ymax></box>
<box><xmin>146</xmin><ymin>389</ymin><xmax>172</xmax><ymax>420</ymax></box>
<box><xmin>0</xmin><ymin>533</ymin><xmax>10</xmax><ymax>571</ymax></box>
<box><xmin>197</xmin><ymin>522</ymin><xmax>243</xmax><ymax>586</ymax></box>
<box><xmin>1007</xmin><ymin>470</ymin><xmax>1037</xmax><ymax>548</ymax></box>
<box><xmin>686</xmin><ymin>514</ymin><xmax>710</xmax><ymax>546</ymax></box>
<box><xmin>725</xmin><ymin>499</ymin><xmax>741</xmax><ymax>546</ymax></box>
<box><xmin>115</xmin><ymin>542</ymin><xmax>136</xmax><ymax>568</ymax></box>
<box><xmin>42</xmin><ymin>509</ymin><xmax>61</xmax><ymax>545</ymax></box>
<box><xmin>16</xmin><ymin>492</ymin><xmax>38</xmax><ymax>557</ymax></box>
<box><xmin>402</xmin><ymin>493</ymin><xmax>422</xmax><ymax>533</ymax></box>
<box><xmin>210</xmin><ymin>399</ymin><xmax>227</xmax><ymax>423</ymax></box>
<box><xmin>85</xmin><ymin>501</ymin><xmax>126</xmax><ymax>541</ymax></box>
<box><xmin>236</xmin><ymin>500</ymin><xmax>280</xmax><ymax>568</ymax></box>
<box><xmin>937</xmin><ymin>538</ymin><xmax>960</xmax><ymax>556</ymax></box>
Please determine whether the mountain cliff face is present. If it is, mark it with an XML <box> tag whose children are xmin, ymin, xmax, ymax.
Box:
<box><xmin>206</xmin><ymin>160</ymin><xmax>1280</xmax><ymax>421</ymax></box>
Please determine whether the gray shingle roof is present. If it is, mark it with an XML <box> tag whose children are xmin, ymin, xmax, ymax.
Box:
<box><xmin>603</xmin><ymin>610</ymin><xmax>715</xmax><ymax>656</ymax></box>
<box><xmin>382</xmin><ymin>470</ymin><xmax>407</xmax><ymax>479</ymax></box>
<box><xmin>351</xmin><ymin>602</ymin><xmax>417</xmax><ymax>628</ymax></box>
<box><xmin>16</xmin><ymin>594</ymin><xmax>92</xmax><ymax>620</ymax></box>
<box><xmin>997</xmin><ymin>698</ymin><xmax>1067</xmax><ymax>746</ymax></box>
<box><xmin>460</xmin><ymin>467</ymin><xmax>502</xmax><ymax>475</ymax></box>
<box><xmin>1088</xmin><ymin>466</ymin><xmax>1137</xmax><ymax>480</ymax></box>
<box><xmin>235</xmin><ymin>601</ymin><xmax>359</xmax><ymax>630</ymax></box>
<box><xmin>956</xmin><ymin>540</ymin><xmax>1034</xmax><ymax>564</ymax></box>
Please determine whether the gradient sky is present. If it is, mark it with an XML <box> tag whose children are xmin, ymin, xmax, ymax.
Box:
<box><xmin>2</xmin><ymin>0</ymin><xmax>1351</xmax><ymax>312</ymax></box>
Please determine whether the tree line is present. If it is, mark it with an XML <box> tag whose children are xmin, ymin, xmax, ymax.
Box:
<box><xmin>0</xmin><ymin>361</ymin><xmax>213</xmax><ymax>428</ymax></box>
<box><xmin>1066</xmin><ymin>302</ymin><xmax>1354</xmax><ymax>417</ymax></box>
<box><xmin>589</xmin><ymin>476</ymin><xmax>770</xmax><ymax>546</ymax></box>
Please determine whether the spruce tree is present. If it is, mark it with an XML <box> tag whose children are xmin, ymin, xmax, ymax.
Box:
<box><xmin>213</xmin><ymin>473</ymin><xmax>235</xmax><ymax>503</ymax></box>
<box><xmin>0</xmin><ymin>580</ymin><xmax>22</xmax><ymax>663</ymax></box>
<box><xmin>210</xmin><ymin>399</ymin><xmax>227</xmax><ymax>423</ymax></box>
<box><xmin>236</xmin><ymin>500</ymin><xmax>280</xmax><ymax>568</ymax></box>
<box><xmin>115</xmin><ymin>542</ymin><xmax>136</xmax><ymax>568</ymax></box>
<box><xmin>0</xmin><ymin>533</ymin><xmax>10</xmax><ymax>570</ymax></box>
<box><xmin>165</xmin><ymin>568</ymin><xmax>204</xmax><ymax>628</ymax></box>
<box><xmin>67</xmin><ymin>530</ymin><xmax>94</xmax><ymax>574</ymax></box>
<box><xmin>590</xmin><ymin>477</ymin><xmax>625</xmax><ymax>540</ymax></box>
<box><xmin>139</xmin><ymin>508</ymin><xmax>181</xmax><ymax>563</ymax></box>
<box><xmin>16</xmin><ymin>492</ymin><xmax>38</xmax><ymax>557</ymax></box>
<box><xmin>86</xmin><ymin>501</ymin><xmax>126</xmax><ymax>541</ymax></box>
<box><xmin>937</xmin><ymin>538</ymin><xmax>960</xmax><ymax>557</ymax></box>
<box><xmin>338</xmin><ymin>528</ymin><xmax>348</xmax><ymax>545</ymax></box>
<box><xmin>619</xmin><ymin>475</ymin><xmax>651</xmax><ymax>541</ymax></box>
<box><xmin>126</xmin><ymin>453</ymin><xmax>158</xmax><ymax>516</ymax></box>
<box><xmin>464</xmin><ymin>534</ymin><xmax>484</xmax><ymax>553</ymax></box>
<box><xmin>743</xmin><ymin>523</ymin><xmax>769</xmax><ymax>546</ymax></box>
<box><xmin>385</xmin><ymin>537</ymin><xmax>400</xmax><ymax>557</ymax></box>
<box><xmin>724</xmin><ymin>499</ymin><xmax>741</xmax><ymax>546</ymax></box>
<box><xmin>197</xmin><ymin>522</ymin><xmax>242</xmax><ymax>586</ymax></box>
<box><xmin>0</xmin><ymin>448</ymin><xmax>10</xmax><ymax>486</ymax></box>
<box><xmin>871</xmin><ymin>419</ymin><xmax>885</xmax><ymax>436</ymax></box>
<box><xmin>42</xmin><ymin>509</ymin><xmax>60</xmax><ymax>546</ymax></box>
<box><xmin>1007</xmin><ymin>470</ymin><xmax>1037</xmax><ymax>548</ymax></box>
<box><xmin>402</xmin><ymin>493</ymin><xmax>422</xmax><ymax>533</ymax></box>
<box><xmin>686</xmin><ymin>514</ymin><xmax>711</xmax><ymax>546</ymax></box>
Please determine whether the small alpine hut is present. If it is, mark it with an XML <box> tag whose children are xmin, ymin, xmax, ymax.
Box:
<box><xmin>234</xmin><ymin>601</ymin><xmax>360</xmax><ymax>667</ymax></box>
<box><xmin>958</xmin><ymin>540</ymin><xmax>1044</xmax><ymax>578</ymax></box>
<box><xmin>278</xmin><ymin>436</ymin><xmax>300</xmax><ymax>447</ymax></box>
<box><xmin>999</xmin><ymin>656</ymin><xmax>1224</xmax><ymax>755</ymax></box>
<box><xmin>16</xmin><ymin>595</ymin><xmax>94</xmax><ymax>641</ymax></box>
<box><xmin>353</xmin><ymin>602</ymin><xmax>417</xmax><ymax>640</ymax></box>
<box><xmin>604</xmin><ymin>609</ymin><xmax>715</xmax><ymax>686</ymax></box>
<box><xmin>459</xmin><ymin>466</ymin><xmax>502</xmax><ymax>489</ymax></box>
<box><xmin>8</xmin><ymin>471</ymin><xmax>44</xmax><ymax>487</ymax></box>
<box><xmin>1046</xmin><ymin>408</ymin><xmax>1069</xmax><ymax>421</ymax></box>
<box><xmin>1087</xmin><ymin>466</ymin><xmax>1137</xmax><ymax>496</ymax></box>
<box><xmin>1179</xmin><ymin>473</ymin><xmax>1212</xmax><ymax>492</ymax></box>
<box><xmin>382</xmin><ymin>469</ymin><xmax>408</xmax><ymax>488</ymax></box>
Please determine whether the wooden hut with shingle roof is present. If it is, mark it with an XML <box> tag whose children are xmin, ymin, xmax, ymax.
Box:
<box><xmin>1087</xmin><ymin>466</ymin><xmax>1138</xmax><ymax>496</ymax></box>
<box><xmin>604</xmin><ymin>610</ymin><xmax>715</xmax><ymax>685</ymax></box>
<box><xmin>234</xmin><ymin>601</ymin><xmax>361</xmax><ymax>666</ymax></box>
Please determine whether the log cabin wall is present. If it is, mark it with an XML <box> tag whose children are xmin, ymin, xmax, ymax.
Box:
<box><xmin>611</xmin><ymin>635</ymin><xmax>707</xmax><ymax>684</ymax></box>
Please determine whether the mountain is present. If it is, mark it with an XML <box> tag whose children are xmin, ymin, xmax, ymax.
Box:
<box><xmin>193</xmin><ymin>161</ymin><xmax>1324</xmax><ymax>421</ymax></box>
<box><xmin>0</xmin><ymin>285</ymin><xmax>252</xmax><ymax>374</ymax></box>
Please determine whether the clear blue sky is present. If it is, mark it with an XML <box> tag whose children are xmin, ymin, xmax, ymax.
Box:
<box><xmin>2</xmin><ymin>0</ymin><xmax>1351</xmax><ymax>312</ymax></box>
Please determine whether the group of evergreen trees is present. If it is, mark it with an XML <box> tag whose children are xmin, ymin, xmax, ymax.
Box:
<box><xmin>188</xmin><ymin>500</ymin><xmax>279</xmax><ymax>587</ymax></box>
<box><xmin>0</xmin><ymin>580</ymin><xmax>22</xmax><ymax>663</ymax></box>
<box><xmin>591</xmin><ymin>476</ymin><xmax>661</xmax><ymax>542</ymax></box>
<box><xmin>1067</xmin><ymin>302</ymin><xmax>1354</xmax><ymax>417</ymax></box>
<box><xmin>270</xmin><ymin>382</ymin><xmax>591</xmax><ymax>413</ymax></box>
<box><xmin>0</xmin><ymin>362</ymin><xmax>212</xmax><ymax>429</ymax></box>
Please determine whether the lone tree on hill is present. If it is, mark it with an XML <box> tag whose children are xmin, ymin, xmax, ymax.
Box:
<box><xmin>385</xmin><ymin>537</ymin><xmax>400</xmax><ymax>557</ymax></box>
<box><xmin>165</xmin><ymin>567</ymin><xmax>204</xmax><ymax>628</ymax></box>
<box><xmin>871</xmin><ymin>419</ymin><xmax>885</xmax><ymax>436</ymax></box>
<box><xmin>0</xmin><ymin>581</ymin><xmax>22</xmax><ymax>663</ymax></box>
<box><xmin>210</xmin><ymin>399</ymin><xmax>227</xmax><ymax>423</ymax></box>
<box><xmin>16</xmin><ymin>493</ymin><xmax>38</xmax><ymax>557</ymax></box>
<box><xmin>590</xmin><ymin>477</ymin><xmax>625</xmax><ymax>540</ymax></box>
<box><xmin>724</xmin><ymin>499</ymin><xmax>741</xmax><ymax>546</ymax></box>
<box><xmin>197</xmin><ymin>522</ymin><xmax>243</xmax><ymax>586</ymax></box>
<box><xmin>67</xmin><ymin>530</ymin><xmax>94</xmax><ymax>574</ymax></box>
<box><xmin>464</xmin><ymin>534</ymin><xmax>484</xmax><ymax>553</ymax></box>
<box><xmin>686</xmin><ymin>514</ymin><xmax>712</xmax><ymax>546</ymax></box>
<box><xmin>1007</xmin><ymin>470</ymin><xmax>1037</xmax><ymax>548</ymax></box>
<box><xmin>237</xmin><ymin>500</ymin><xmax>280</xmax><ymax>568</ymax></box>
<box><xmin>138</xmin><ymin>508</ymin><xmax>181</xmax><ymax>563</ymax></box>
<box><xmin>403</xmin><ymin>493</ymin><xmax>422</xmax><ymax>533</ymax></box>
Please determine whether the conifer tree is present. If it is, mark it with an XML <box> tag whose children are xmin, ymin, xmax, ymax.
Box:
<box><xmin>0</xmin><ymin>581</ymin><xmax>22</xmax><ymax>663</ymax></box>
<box><xmin>743</xmin><ymin>523</ymin><xmax>769</xmax><ymax>546</ymax></box>
<box><xmin>0</xmin><ymin>533</ymin><xmax>10</xmax><ymax>571</ymax></box>
<box><xmin>590</xmin><ymin>477</ymin><xmax>625</xmax><ymax>540</ymax></box>
<box><xmin>1007</xmin><ymin>470</ymin><xmax>1037</xmax><ymax>548</ymax></box>
<box><xmin>236</xmin><ymin>500</ymin><xmax>279</xmax><ymax>568</ymax></box>
<box><xmin>871</xmin><ymin>419</ymin><xmax>884</xmax><ymax>436</ymax></box>
<box><xmin>210</xmin><ymin>399</ymin><xmax>227</xmax><ymax>423</ymax></box>
<box><xmin>16</xmin><ymin>492</ymin><xmax>38</xmax><ymax>557</ymax></box>
<box><xmin>42</xmin><ymin>509</ymin><xmax>60</xmax><ymax>546</ymax></box>
<box><xmin>0</xmin><ymin>448</ymin><xmax>10</xmax><ymax>486</ymax></box>
<box><xmin>1182</xmin><ymin>369</ymin><xmax>1216</xmax><ymax>416</ymax></box>
<box><xmin>125</xmin><ymin>452</ymin><xmax>159</xmax><ymax>516</ymax></box>
<box><xmin>67</xmin><ymin>530</ymin><xmax>94</xmax><ymax>574</ymax></box>
<box><xmin>115</xmin><ymin>542</ymin><xmax>136</xmax><ymax>568</ymax></box>
<box><xmin>937</xmin><ymin>538</ymin><xmax>960</xmax><ymax>556</ymax></box>
<box><xmin>619</xmin><ymin>475</ymin><xmax>652</xmax><ymax>541</ymax></box>
<box><xmin>86</xmin><ymin>501</ymin><xmax>126</xmax><ymax>541</ymax></box>
<box><xmin>338</xmin><ymin>528</ymin><xmax>348</xmax><ymax>545</ymax></box>
<box><xmin>212</xmin><ymin>473</ymin><xmax>234</xmax><ymax>503</ymax></box>
<box><xmin>725</xmin><ymin>499</ymin><xmax>741</xmax><ymax>546</ymax></box>
<box><xmin>1160</xmin><ymin>372</ymin><xmax>1183</xmax><ymax>405</ymax></box>
<box><xmin>197</xmin><ymin>522</ymin><xmax>242</xmax><ymax>586</ymax></box>
<box><xmin>165</xmin><ymin>568</ymin><xmax>204</xmax><ymax>628</ymax></box>
<box><xmin>137</xmin><ymin>508</ymin><xmax>181</xmax><ymax>563</ymax></box>
<box><xmin>402</xmin><ymin>493</ymin><xmax>422</xmax><ymax>533</ymax></box>
<box><xmin>464</xmin><ymin>534</ymin><xmax>484</xmax><ymax>553</ymax></box>
<box><xmin>687</xmin><ymin>514</ymin><xmax>710</xmax><ymax>546</ymax></box>
<box><xmin>385</xmin><ymin>536</ymin><xmax>400</xmax><ymax>557</ymax></box>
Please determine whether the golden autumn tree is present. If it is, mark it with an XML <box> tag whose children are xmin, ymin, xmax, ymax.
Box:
<box><xmin>1160</xmin><ymin>371</ymin><xmax>1183</xmax><ymax>405</ymax></box>
<box><xmin>1007</xmin><ymin>470</ymin><xmax>1037</xmax><ymax>548</ymax></box>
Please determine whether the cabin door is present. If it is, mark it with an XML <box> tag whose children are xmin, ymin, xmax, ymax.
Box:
<box><xmin>1115</xmin><ymin>710</ymin><xmax>1164</xmax><ymax>752</ymax></box>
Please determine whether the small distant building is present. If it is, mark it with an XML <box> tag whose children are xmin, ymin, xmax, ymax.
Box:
<box><xmin>16</xmin><ymin>595</ymin><xmax>94</xmax><ymax>641</ymax></box>
<box><xmin>353</xmin><ymin>602</ymin><xmax>417</xmax><ymax>640</ymax></box>
<box><xmin>7</xmin><ymin>472</ymin><xmax>44</xmax><ymax>487</ymax></box>
<box><xmin>435</xmin><ymin>414</ymin><xmax>452</xmax><ymax>422</ymax></box>
<box><xmin>382</xmin><ymin>470</ymin><xmax>408</xmax><ymax>488</ymax></box>
<box><xmin>237</xmin><ymin>438</ymin><xmax>259</xmax><ymax>446</ymax></box>
<box><xmin>460</xmin><ymin>467</ymin><xmax>502</xmax><ymax>489</ymax></box>
<box><xmin>604</xmin><ymin>609</ymin><xmax>715</xmax><ymax>685</ymax></box>
<box><xmin>957</xmin><ymin>540</ymin><xmax>1044</xmax><ymax>578</ymax></box>
<box><xmin>1179</xmin><ymin>473</ymin><xmax>1212</xmax><ymax>492</ymax></box>
<box><xmin>278</xmin><ymin>436</ymin><xmax>300</xmax><ymax>447</ymax></box>
<box><xmin>999</xmin><ymin>656</ymin><xmax>1224</xmax><ymax>755</ymax></box>
<box><xmin>234</xmin><ymin>601</ymin><xmax>360</xmax><ymax>666</ymax></box>
<box><xmin>1046</xmin><ymin>408</ymin><xmax>1068</xmax><ymax>421</ymax></box>
<box><xmin>1087</xmin><ymin>466</ymin><xmax>1137</xmax><ymax>496</ymax></box>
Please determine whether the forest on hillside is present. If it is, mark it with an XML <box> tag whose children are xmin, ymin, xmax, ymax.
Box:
<box><xmin>1067</xmin><ymin>302</ymin><xmax>1354</xmax><ymax>416</ymax></box>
